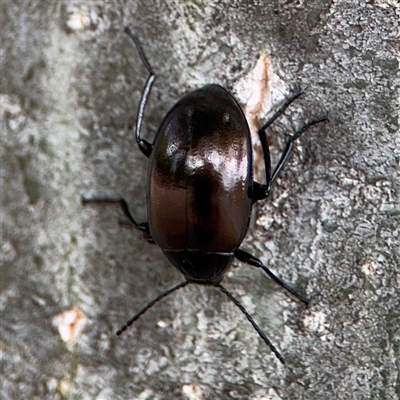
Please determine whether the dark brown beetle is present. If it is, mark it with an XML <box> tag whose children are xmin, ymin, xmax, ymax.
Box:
<box><xmin>83</xmin><ymin>27</ymin><xmax>328</xmax><ymax>363</ymax></box>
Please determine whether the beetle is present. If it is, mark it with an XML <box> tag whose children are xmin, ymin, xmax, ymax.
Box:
<box><xmin>83</xmin><ymin>27</ymin><xmax>328</xmax><ymax>364</ymax></box>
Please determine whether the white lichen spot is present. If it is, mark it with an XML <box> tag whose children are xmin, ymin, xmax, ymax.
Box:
<box><xmin>1</xmin><ymin>240</ymin><xmax>16</xmax><ymax>262</ymax></box>
<box><xmin>96</xmin><ymin>387</ymin><xmax>115</xmax><ymax>400</ymax></box>
<box><xmin>46</xmin><ymin>377</ymin><xmax>58</xmax><ymax>392</ymax></box>
<box><xmin>360</xmin><ymin>260</ymin><xmax>383</xmax><ymax>277</ymax></box>
<box><xmin>58</xmin><ymin>379</ymin><xmax>73</xmax><ymax>396</ymax></box>
<box><xmin>67</xmin><ymin>13</ymin><xmax>91</xmax><ymax>31</ymax></box>
<box><xmin>256</xmin><ymin>213</ymin><xmax>274</xmax><ymax>229</ymax></box>
<box><xmin>250</xmin><ymin>388</ymin><xmax>283</xmax><ymax>400</ymax></box>
<box><xmin>303</xmin><ymin>310</ymin><xmax>327</xmax><ymax>334</ymax></box>
<box><xmin>0</xmin><ymin>94</ymin><xmax>22</xmax><ymax>115</ymax></box>
<box><xmin>137</xmin><ymin>389</ymin><xmax>154</xmax><ymax>400</ymax></box>
<box><xmin>182</xmin><ymin>384</ymin><xmax>203</xmax><ymax>400</ymax></box>
<box><xmin>156</xmin><ymin>319</ymin><xmax>168</xmax><ymax>328</ymax></box>
<box><xmin>374</xmin><ymin>0</ymin><xmax>399</xmax><ymax>9</ymax></box>
<box><xmin>53</xmin><ymin>307</ymin><xmax>87</xmax><ymax>346</ymax></box>
<box><xmin>196</xmin><ymin>310</ymin><xmax>209</xmax><ymax>331</ymax></box>
<box><xmin>0</xmin><ymin>94</ymin><xmax>25</xmax><ymax>132</ymax></box>
<box><xmin>145</xmin><ymin>359</ymin><xmax>161</xmax><ymax>375</ymax></box>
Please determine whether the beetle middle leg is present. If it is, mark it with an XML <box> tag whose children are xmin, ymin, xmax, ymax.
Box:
<box><xmin>234</xmin><ymin>248</ymin><xmax>310</xmax><ymax>304</ymax></box>
<box><xmin>81</xmin><ymin>30</ymin><xmax>158</xmax><ymax>243</ymax></box>
<box><xmin>82</xmin><ymin>197</ymin><xmax>154</xmax><ymax>243</ymax></box>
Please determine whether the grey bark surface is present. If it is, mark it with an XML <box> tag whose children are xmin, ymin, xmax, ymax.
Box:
<box><xmin>1</xmin><ymin>1</ymin><xmax>399</xmax><ymax>399</ymax></box>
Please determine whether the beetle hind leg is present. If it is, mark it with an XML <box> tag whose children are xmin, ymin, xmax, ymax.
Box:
<box><xmin>234</xmin><ymin>248</ymin><xmax>310</xmax><ymax>305</ymax></box>
<box><xmin>81</xmin><ymin>196</ymin><xmax>154</xmax><ymax>242</ymax></box>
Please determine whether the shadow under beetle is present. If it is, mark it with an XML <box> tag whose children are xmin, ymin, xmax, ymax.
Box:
<box><xmin>83</xmin><ymin>27</ymin><xmax>328</xmax><ymax>364</ymax></box>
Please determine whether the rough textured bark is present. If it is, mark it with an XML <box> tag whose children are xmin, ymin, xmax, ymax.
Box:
<box><xmin>1</xmin><ymin>1</ymin><xmax>399</xmax><ymax>399</ymax></box>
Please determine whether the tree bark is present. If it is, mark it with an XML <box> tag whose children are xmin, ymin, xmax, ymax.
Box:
<box><xmin>2</xmin><ymin>1</ymin><xmax>399</xmax><ymax>399</ymax></box>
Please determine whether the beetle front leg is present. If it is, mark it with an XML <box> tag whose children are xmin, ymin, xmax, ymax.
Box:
<box><xmin>234</xmin><ymin>248</ymin><xmax>310</xmax><ymax>304</ymax></box>
<box><xmin>252</xmin><ymin>88</ymin><xmax>304</xmax><ymax>202</ymax></box>
<box><xmin>82</xmin><ymin>196</ymin><xmax>154</xmax><ymax>243</ymax></box>
<box><xmin>269</xmin><ymin>115</ymin><xmax>329</xmax><ymax>185</ymax></box>
<box><xmin>253</xmin><ymin>90</ymin><xmax>329</xmax><ymax>202</ymax></box>
<box><xmin>125</xmin><ymin>27</ymin><xmax>155</xmax><ymax>158</ymax></box>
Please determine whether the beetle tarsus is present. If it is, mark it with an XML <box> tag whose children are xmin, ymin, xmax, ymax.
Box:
<box><xmin>125</xmin><ymin>27</ymin><xmax>154</xmax><ymax>75</ymax></box>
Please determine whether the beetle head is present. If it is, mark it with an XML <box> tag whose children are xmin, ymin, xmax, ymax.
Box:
<box><xmin>162</xmin><ymin>249</ymin><xmax>234</xmax><ymax>285</ymax></box>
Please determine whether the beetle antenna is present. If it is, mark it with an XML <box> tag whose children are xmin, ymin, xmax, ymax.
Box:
<box><xmin>116</xmin><ymin>281</ymin><xmax>189</xmax><ymax>336</ymax></box>
<box><xmin>217</xmin><ymin>284</ymin><xmax>285</xmax><ymax>364</ymax></box>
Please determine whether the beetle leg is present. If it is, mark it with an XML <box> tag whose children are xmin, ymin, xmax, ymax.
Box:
<box><xmin>116</xmin><ymin>281</ymin><xmax>189</xmax><ymax>336</ymax></box>
<box><xmin>259</xmin><ymin>87</ymin><xmax>304</xmax><ymax>132</ymax></box>
<box><xmin>125</xmin><ymin>27</ymin><xmax>155</xmax><ymax>158</ymax></box>
<box><xmin>252</xmin><ymin>88</ymin><xmax>304</xmax><ymax>202</ymax></box>
<box><xmin>118</xmin><ymin>219</ymin><xmax>155</xmax><ymax>243</ymax></box>
<box><xmin>81</xmin><ymin>196</ymin><xmax>153</xmax><ymax>242</ymax></box>
<box><xmin>234</xmin><ymin>248</ymin><xmax>310</xmax><ymax>305</ymax></box>
<box><xmin>217</xmin><ymin>284</ymin><xmax>285</xmax><ymax>364</ymax></box>
<box><xmin>270</xmin><ymin>115</ymin><xmax>329</xmax><ymax>185</ymax></box>
<box><xmin>251</xmin><ymin>130</ymin><xmax>272</xmax><ymax>203</ymax></box>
